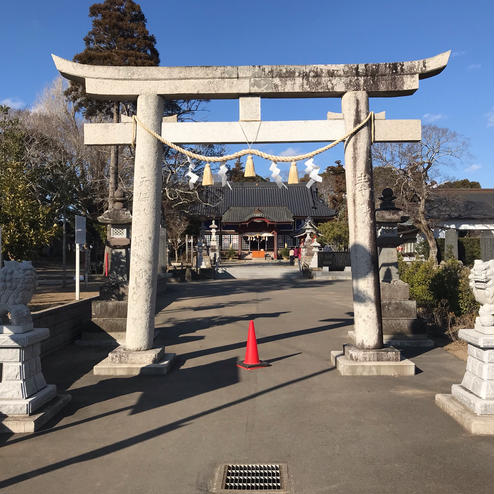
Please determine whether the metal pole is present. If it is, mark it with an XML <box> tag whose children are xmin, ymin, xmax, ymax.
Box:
<box><xmin>75</xmin><ymin>243</ymin><xmax>80</xmax><ymax>301</ymax></box>
<box><xmin>62</xmin><ymin>216</ymin><xmax>66</xmax><ymax>288</ymax></box>
<box><xmin>84</xmin><ymin>246</ymin><xmax>89</xmax><ymax>289</ymax></box>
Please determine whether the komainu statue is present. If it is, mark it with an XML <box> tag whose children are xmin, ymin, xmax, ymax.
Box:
<box><xmin>469</xmin><ymin>259</ymin><xmax>494</xmax><ymax>332</ymax></box>
<box><xmin>0</xmin><ymin>261</ymin><xmax>37</xmax><ymax>333</ymax></box>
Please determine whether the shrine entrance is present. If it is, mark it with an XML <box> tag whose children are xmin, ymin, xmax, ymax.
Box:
<box><xmin>53</xmin><ymin>51</ymin><xmax>450</xmax><ymax>375</ymax></box>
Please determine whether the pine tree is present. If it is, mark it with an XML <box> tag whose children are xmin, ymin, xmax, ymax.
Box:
<box><xmin>65</xmin><ymin>0</ymin><xmax>161</xmax><ymax>206</ymax></box>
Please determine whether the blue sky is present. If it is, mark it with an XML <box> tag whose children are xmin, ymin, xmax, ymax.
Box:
<box><xmin>1</xmin><ymin>0</ymin><xmax>492</xmax><ymax>186</ymax></box>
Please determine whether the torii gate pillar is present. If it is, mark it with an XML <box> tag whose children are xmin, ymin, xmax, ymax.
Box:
<box><xmin>126</xmin><ymin>94</ymin><xmax>164</xmax><ymax>351</ymax></box>
<box><xmin>342</xmin><ymin>91</ymin><xmax>383</xmax><ymax>350</ymax></box>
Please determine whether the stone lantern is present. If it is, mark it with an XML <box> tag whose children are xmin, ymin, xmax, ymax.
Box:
<box><xmin>97</xmin><ymin>187</ymin><xmax>132</xmax><ymax>300</ymax></box>
<box><xmin>375</xmin><ymin>188</ymin><xmax>432</xmax><ymax>347</ymax></box>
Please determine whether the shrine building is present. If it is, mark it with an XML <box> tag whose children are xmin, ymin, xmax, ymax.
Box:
<box><xmin>196</xmin><ymin>182</ymin><xmax>335</xmax><ymax>259</ymax></box>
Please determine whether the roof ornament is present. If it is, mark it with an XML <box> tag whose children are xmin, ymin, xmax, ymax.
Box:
<box><xmin>304</xmin><ymin>158</ymin><xmax>323</xmax><ymax>188</ymax></box>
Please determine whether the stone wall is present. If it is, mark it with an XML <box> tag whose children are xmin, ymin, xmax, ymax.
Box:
<box><xmin>33</xmin><ymin>297</ymin><xmax>98</xmax><ymax>356</ymax></box>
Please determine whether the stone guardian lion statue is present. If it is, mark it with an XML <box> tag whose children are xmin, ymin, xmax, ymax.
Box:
<box><xmin>0</xmin><ymin>261</ymin><xmax>37</xmax><ymax>333</ymax></box>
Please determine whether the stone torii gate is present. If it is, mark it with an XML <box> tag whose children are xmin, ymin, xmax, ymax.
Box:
<box><xmin>53</xmin><ymin>51</ymin><xmax>450</xmax><ymax>375</ymax></box>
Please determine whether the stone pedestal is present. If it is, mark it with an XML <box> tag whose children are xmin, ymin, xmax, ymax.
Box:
<box><xmin>0</xmin><ymin>328</ymin><xmax>70</xmax><ymax>433</ymax></box>
<box><xmin>436</xmin><ymin>260</ymin><xmax>494</xmax><ymax>435</ymax></box>
<box><xmin>94</xmin><ymin>345</ymin><xmax>175</xmax><ymax>376</ymax></box>
<box><xmin>330</xmin><ymin>344</ymin><xmax>415</xmax><ymax>376</ymax></box>
<box><xmin>436</xmin><ymin>328</ymin><xmax>494</xmax><ymax>435</ymax></box>
<box><xmin>380</xmin><ymin>281</ymin><xmax>434</xmax><ymax>348</ymax></box>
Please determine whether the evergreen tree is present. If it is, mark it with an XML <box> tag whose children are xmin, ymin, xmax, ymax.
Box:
<box><xmin>65</xmin><ymin>0</ymin><xmax>161</xmax><ymax>207</ymax></box>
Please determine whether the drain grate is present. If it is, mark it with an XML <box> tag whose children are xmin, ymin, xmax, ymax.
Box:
<box><xmin>220</xmin><ymin>464</ymin><xmax>286</xmax><ymax>491</ymax></box>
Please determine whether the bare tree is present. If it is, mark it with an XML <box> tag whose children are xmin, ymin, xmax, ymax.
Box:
<box><xmin>165</xmin><ymin>210</ymin><xmax>189</xmax><ymax>263</ymax></box>
<box><xmin>373</xmin><ymin>125</ymin><xmax>468</xmax><ymax>264</ymax></box>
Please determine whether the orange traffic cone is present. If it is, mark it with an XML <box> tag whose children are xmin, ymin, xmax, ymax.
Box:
<box><xmin>237</xmin><ymin>320</ymin><xmax>270</xmax><ymax>370</ymax></box>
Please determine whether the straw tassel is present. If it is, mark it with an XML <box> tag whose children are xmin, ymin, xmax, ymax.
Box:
<box><xmin>244</xmin><ymin>155</ymin><xmax>256</xmax><ymax>177</ymax></box>
<box><xmin>288</xmin><ymin>161</ymin><xmax>299</xmax><ymax>184</ymax></box>
<box><xmin>202</xmin><ymin>162</ymin><xmax>214</xmax><ymax>186</ymax></box>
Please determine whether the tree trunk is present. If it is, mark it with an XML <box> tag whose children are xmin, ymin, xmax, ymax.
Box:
<box><xmin>174</xmin><ymin>248</ymin><xmax>178</xmax><ymax>263</ymax></box>
<box><xmin>417</xmin><ymin>194</ymin><xmax>438</xmax><ymax>265</ymax></box>
<box><xmin>108</xmin><ymin>102</ymin><xmax>120</xmax><ymax>207</ymax></box>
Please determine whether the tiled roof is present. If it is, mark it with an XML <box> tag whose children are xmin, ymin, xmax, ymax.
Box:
<box><xmin>196</xmin><ymin>182</ymin><xmax>335</xmax><ymax>220</ymax></box>
<box><xmin>222</xmin><ymin>206</ymin><xmax>293</xmax><ymax>223</ymax></box>
<box><xmin>427</xmin><ymin>189</ymin><xmax>494</xmax><ymax>220</ymax></box>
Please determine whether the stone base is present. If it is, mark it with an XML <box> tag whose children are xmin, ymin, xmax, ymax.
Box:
<box><xmin>435</xmin><ymin>394</ymin><xmax>494</xmax><ymax>435</ymax></box>
<box><xmin>330</xmin><ymin>351</ymin><xmax>415</xmax><ymax>376</ymax></box>
<box><xmin>383</xmin><ymin>334</ymin><xmax>435</xmax><ymax>348</ymax></box>
<box><xmin>348</xmin><ymin>330</ymin><xmax>435</xmax><ymax>348</ymax></box>
<box><xmin>94</xmin><ymin>346</ymin><xmax>175</xmax><ymax>376</ymax></box>
<box><xmin>452</xmin><ymin>384</ymin><xmax>494</xmax><ymax>415</ymax></box>
<box><xmin>348</xmin><ymin>330</ymin><xmax>434</xmax><ymax>348</ymax></box>
<box><xmin>343</xmin><ymin>344</ymin><xmax>400</xmax><ymax>362</ymax></box>
<box><xmin>0</xmin><ymin>384</ymin><xmax>57</xmax><ymax>415</ymax></box>
<box><xmin>0</xmin><ymin>393</ymin><xmax>71</xmax><ymax>433</ymax></box>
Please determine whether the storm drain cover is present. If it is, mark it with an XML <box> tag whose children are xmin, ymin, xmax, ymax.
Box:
<box><xmin>214</xmin><ymin>463</ymin><xmax>289</xmax><ymax>492</ymax></box>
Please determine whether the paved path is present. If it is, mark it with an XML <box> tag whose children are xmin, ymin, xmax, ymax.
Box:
<box><xmin>218</xmin><ymin>260</ymin><xmax>301</xmax><ymax>279</ymax></box>
<box><xmin>1</xmin><ymin>278</ymin><xmax>493</xmax><ymax>494</ymax></box>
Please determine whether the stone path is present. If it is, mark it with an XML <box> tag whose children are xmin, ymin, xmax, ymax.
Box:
<box><xmin>218</xmin><ymin>260</ymin><xmax>300</xmax><ymax>279</ymax></box>
<box><xmin>1</xmin><ymin>278</ymin><xmax>492</xmax><ymax>494</ymax></box>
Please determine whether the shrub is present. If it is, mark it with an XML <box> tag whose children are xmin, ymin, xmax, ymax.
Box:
<box><xmin>400</xmin><ymin>259</ymin><xmax>436</xmax><ymax>308</ymax></box>
<box><xmin>459</xmin><ymin>237</ymin><xmax>481</xmax><ymax>267</ymax></box>
<box><xmin>279</xmin><ymin>247</ymin><xmax>289</xmax><ymax>259</ymax></box>
<box><xmin>399</xmin><ymin>258</ymin><xmax>479</xmax><ymax>334</ymax></box>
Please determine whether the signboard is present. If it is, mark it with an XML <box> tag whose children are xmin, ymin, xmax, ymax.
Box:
<box><xmin>75</xmin><ymin>215</ymin><xmax>86</xmax><ymax>245</ymax></box>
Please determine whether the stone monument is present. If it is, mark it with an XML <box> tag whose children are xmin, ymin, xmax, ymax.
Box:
<box><xmin>375</xmin><ymin>188</ymin><xmax>433</xmax><ymax>348</ymax></box>
<box><xmin>0</xmin><ymin>261</ymin><xmax>70</xmax><ymax>433</ymax></box>
<box><xmin>436</xmin><ymin>259</ymin><xmax>494</xmax><ymax>434</ymax></box>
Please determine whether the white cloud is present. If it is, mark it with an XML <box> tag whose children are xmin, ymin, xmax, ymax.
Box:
<box><xmin>451</xmin><ymin>50</ymin><xmax>466</xmax><ymax>58</ymax></box>
<box><xmin>423</xmin><ymin>113</ymin><xmax>446</xmax><ymax>123</ymax></box>
<box><xmin>467</xmin><ymin>64</ymin><xmax>481</xmax><ymax>70</ymax></box>
<box><xmin>487</xmin><ymin>107</ymin><xmax>494</xmax><ymax>128</ymax></box>
<box><xmin>279</xmin><ymin>146</ymin><xmax>301</xmax><ymax>157</ymax></box>
<box><xmin>465</xmin><ymin>164</ymin><xmax>481</xmax><ymax>173</ymax></box>
<box><xmin>0</xmin><ymin>97</ymin><xmax>25</xmax><ymax>109</ymax></box>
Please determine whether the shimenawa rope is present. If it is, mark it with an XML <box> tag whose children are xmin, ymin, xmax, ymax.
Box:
<box><xmin>131</xmin><ymin>112</ymin><xmax>375</xmax><ymax>163</ymax></box>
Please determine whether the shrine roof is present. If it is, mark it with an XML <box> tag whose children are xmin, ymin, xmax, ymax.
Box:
<box><xmin>222</xmin><ymin>206</ymin><xmax>293</xmax><ymax>223</ymax></box>
<box><xmin>427</xmin><ymin>189</ymin><xmax>494</xmax><ymax>220</ymax></box>
<box><xmin>196</xmin><ymin>182</ymin><xmax>335</xmax><ymax>220</ymax></box>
